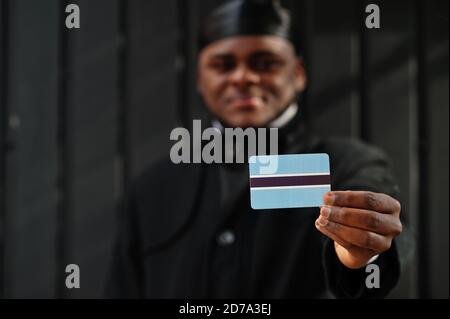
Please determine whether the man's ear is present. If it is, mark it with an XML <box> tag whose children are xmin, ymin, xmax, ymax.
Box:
<box><xmin>196</xmin><ymin>69</ymin><xmax>204</xmax><ymax>94</ymax></box>
<box><xmin>294</xmin><ymin>57</ymin><xmax>307</xmax><ymax>92</ymax></box>
<box><xmin>196</xmin><ymin>54</ymin><xmax>205</xmax><ymax>94</ymax></box>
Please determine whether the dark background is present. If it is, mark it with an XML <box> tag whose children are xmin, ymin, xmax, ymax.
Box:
<box><xmin>0</xmin><ymin>0</ymin><xmax>448</xmax><ymax>298</ymax></box>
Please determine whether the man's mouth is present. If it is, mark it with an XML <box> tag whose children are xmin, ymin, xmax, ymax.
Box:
<box><xmin>228</xmin><ymin>95</ymin><xmax>264</xmax><ymax>110</ymax></box>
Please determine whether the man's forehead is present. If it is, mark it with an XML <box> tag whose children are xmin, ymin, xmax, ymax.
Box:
<box><xmin>200</xmin><ymin>35</ymin><xmax>295</xmax><ymax>58</ymax></box>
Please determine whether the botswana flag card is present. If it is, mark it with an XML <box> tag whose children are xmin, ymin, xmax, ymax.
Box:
<box><xmin>249</xmin><ymin>154</ymin><xmax>331</xmax><ymax>209</ymax></box>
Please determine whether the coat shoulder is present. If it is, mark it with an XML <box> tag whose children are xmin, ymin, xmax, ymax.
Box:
<box><xmin>315</xmin><ymin>137</ymin><xmax>399</xmax><ymax>197</ymax></box>
<box><xmin>319</xmin><ymin>137</ymin><xmax>389</xmax><ymax>163</ymax></box>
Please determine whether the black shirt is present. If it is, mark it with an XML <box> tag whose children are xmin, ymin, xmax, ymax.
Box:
<box><xmin>105</xmin><ymin>117</ymin><xmax>401</xmax><ymax>298</ymax></box>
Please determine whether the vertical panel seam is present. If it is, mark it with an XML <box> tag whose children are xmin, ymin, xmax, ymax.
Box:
<box><xmin>358</xmin><ymin>0</ymin><xmax>370</xmax><ymax>142</ymax></box>
<box><xmin>416</xmin><ymin>0</ymin><xmax>429</xmax><ymax>299</ymax></box>
<box><xmin>176</xmin><ymin>0</ymin><xmax>192</xmax><ymax>128</ymax></box>
<box><xmin>56</xmin><ymin>0</ymin><xmax>70</xmax><ymax>299</ymax></box>
<box><xmin>116</xmin><ymin>0</ymin><xmax>129</xmax><ymax>229</ymax></box>
<box><xmin>0</xmin><ymin>0</ymin><xmax>10</xmax><ymax>300</ymax></box>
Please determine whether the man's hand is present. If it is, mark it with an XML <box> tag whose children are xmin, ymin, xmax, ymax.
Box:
<box><xmin>315</xmin><ymin>191</ymin><xmax>402</xmax><ymax>269</ymax></box>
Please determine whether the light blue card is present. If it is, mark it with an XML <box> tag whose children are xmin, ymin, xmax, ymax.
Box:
<box><xmin>249</xmin><ymin>154</ymin><xmax>331</xmax><ymax>209</ymax></box>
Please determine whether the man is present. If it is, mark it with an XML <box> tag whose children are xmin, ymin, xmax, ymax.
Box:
<box><xmin>106</xmin><ymin>0</ymin><xmax>402</xmax><ymax>298</ymax></box>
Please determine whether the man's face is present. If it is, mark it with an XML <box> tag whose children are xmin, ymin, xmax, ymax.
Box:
<box><xmin>197</xmin><ymin>35</ymin><xmax>306</xmax><ymax>128</ymax></box>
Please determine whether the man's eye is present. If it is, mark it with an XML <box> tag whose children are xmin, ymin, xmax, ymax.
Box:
<box><xmin>208</xmin><ymin>60</ymin><xmax>235</xmax><ymax>72</ymax></box>
<box><xmin>251</xmin><ymin>59</ymin><xmax>282</xmax><ymax>72</ymax></box>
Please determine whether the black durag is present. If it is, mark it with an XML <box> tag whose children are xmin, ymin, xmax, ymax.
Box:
<box><xmin>199</xmin><ymin>0</ymin><xmax>300</xmax><ymax>55</ymax></box>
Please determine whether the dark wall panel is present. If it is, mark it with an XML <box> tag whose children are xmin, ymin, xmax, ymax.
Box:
<box><xmin>128</xmin><ymin>0</ymin><xmax>179</xmax><ymax>178</ymax></box>
<box><xmin>308</xmin><ymin>0</ymin><xmax>360</xmax><ymax>138</ymax></box>
<box><xmin>4</xmin><ymin>0</ymin><xmax>60</xmax><ymax>298</ymax></box>
<box><xmin>366</xmin><ymin>0</ymin><xmax>418</xmax><ymax>298</ymax></box>
<box><xmin>426</xmin><ymin>0</ymin><xmax>449</xmax><ymax>298</ymax></box>
<box><xmin>0</xmin><ymin>0</ymin><xmax>7</xmax><ymax>298</ymax></box>
<box><xmin>65</xmin><ymin>0</ymin><xmax>120</xmax><ymax>298</ymax></box>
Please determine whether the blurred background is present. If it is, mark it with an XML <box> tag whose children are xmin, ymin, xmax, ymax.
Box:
<box><xmin>0</xmin><ymin>0</ymin><xmax>448</xmax><ymax>298</ymax></box>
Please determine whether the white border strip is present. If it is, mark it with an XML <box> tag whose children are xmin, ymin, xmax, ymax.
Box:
<box><xmin>250</xmin><ymin>172</ymin><xmax>330</xmax><ymax>178</ymax></box>
<box><xmin>251</xmin><ymin>184</ymin><xmax>331</xmax><ymax>191</ymax></box>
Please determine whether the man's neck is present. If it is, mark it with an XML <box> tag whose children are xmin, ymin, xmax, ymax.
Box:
<box><xmin>211</xmin><ymin>103</ymin><xmax>299</xmax><ymax>130</ymax></box>
<box><xmin>268</xmin><ymin>103</ymin><xmax>299</xmax><ymax>128</ymax></box>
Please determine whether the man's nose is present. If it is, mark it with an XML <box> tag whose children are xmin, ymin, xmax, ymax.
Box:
<box><xmin>228</xmin><ymin>64</ymin><xmax>260</xmax><ymax>86</ymax></box>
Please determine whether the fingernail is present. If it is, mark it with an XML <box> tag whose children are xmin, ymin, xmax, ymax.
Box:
<box><xmin>321</xmin><ymin>206</ymin><xmax>331</xmax><ymax>218</ymax></box>
<box><xmin>317</xmin><ymin>215</ymin><xmax>328</xmax><ymax>227</ymax></box>
<box><xmin>326</xmin><ymin>193</ymin><xmax>335</xmax><ymax>204</ymax></box>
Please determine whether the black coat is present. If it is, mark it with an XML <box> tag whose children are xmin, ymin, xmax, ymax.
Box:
<box><xmin>105</xmin><ymin>121</ymin><xmax>401</xmax><ymax>299</ymax></box>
